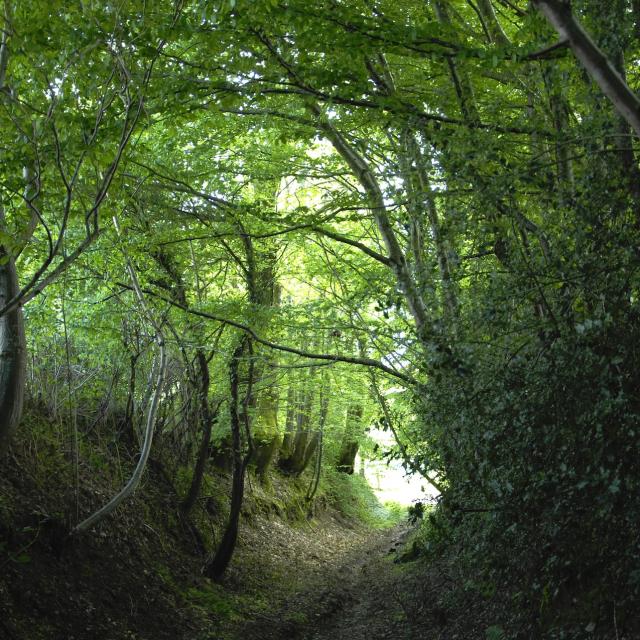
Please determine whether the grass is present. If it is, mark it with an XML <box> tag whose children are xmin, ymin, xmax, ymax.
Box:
<box><xmin>184</xmin><ymin>582</ymin><xmax>240</xmax><ymax>621</ymax></box>
<box><xmin>322</xmin><ymin>469</ymin><xmax>408</xmax><ymax>528</ymax></box>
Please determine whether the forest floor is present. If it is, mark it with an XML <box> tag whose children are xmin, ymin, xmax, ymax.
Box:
<box><xmin>225</xmin><ymin>513</ymin><xmax>489</xmax><ymax>640</ymax></box>
<box><xmin>226</xmin><ymin>517</ymin><xmax>418</xmax><ymax>640</ymax></box>
<box><xmin>0</xmin><ymin>420</ymin><xmax>489</xmax><ymax>640</ymax></box>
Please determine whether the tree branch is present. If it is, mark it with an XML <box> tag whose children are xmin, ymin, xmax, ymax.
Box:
<box><xmin>312</xmin><ymin>226</ymin><xmax>392</xmax><ymax>266</ymax></box>
<box><xmin>533</xmin><ymin>0</ymin><xmax>640</xmax><ymax>138</ymax></box>
<box><xmin>117</xmin><ymin>283</ymin><xmax>418</xmax><ymax>387</ymax></box>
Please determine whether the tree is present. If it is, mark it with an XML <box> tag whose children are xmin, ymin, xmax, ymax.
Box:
<box><xmin>533</xmin><ymin>0</ymin><xmax>640</xmax><ymax>138</ymax></box>
<box><xmin>0</xmin><ymin>0</ymin><xmax>176</xmax><ymax>456</ymax></box>
<box><xmin>202</xmin><ymin>337</ymin><xmax>252</xmax><ymax>581</ymax></box>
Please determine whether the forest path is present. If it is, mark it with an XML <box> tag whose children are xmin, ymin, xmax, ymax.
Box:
<box><xmin>232</xmin><ymin>516</ymin><xmax>425</xmax><ymax>640</ymax></box>
<box><xmin>300</xmin><ymin>523</ymin><xmax>419</xmax><ymax>640</ymax></box>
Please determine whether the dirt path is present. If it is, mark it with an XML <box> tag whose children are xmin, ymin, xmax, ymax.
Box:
<box><xmin>300</xmin><ymin>524</ymin><xmax>419</xmax><ymax>640</ymax></box>
<box><xmin>2</xmin><ymin>432</ymin><xmax>484</xmax><ymax>640</ymax></box>
<box><xmin>229</xmin><ymin>517</ymin><xmax>424</xmax><ymax>640</ymax></box>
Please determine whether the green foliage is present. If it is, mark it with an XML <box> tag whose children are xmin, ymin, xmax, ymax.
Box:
<box><xmin>184</xmin><ymin>582</ymin><xmax>240</xmax><ymax>620</ymax></box>
<box><xmin>283</xmin><ymin>611</ymin><xmax>309</xmax><ymax>626</ymax></box>
<box><xmin>322</xmin><ymin>469</ymin><xmax>402</xmax><ymax>528</ymax></box>
<box><xmin>3</xmin><ymin>0</ymin><xmax>640</xmax><ymax>633</ymax></box>
<box><xmin>383</xmin><ymin>501</ymin><xmax>407</xmax><ymax>523</ymax></box>
<box><xmin>419</xmin><ymin>305</ymin><xmax>640</xmax><ymax>630</ymax></box>
<box><xmin>485</xmin><ymin>625</ymin><xmax>505</xmax><ymax>640</ymax></box>
<box><xmin>407</xmin><ymin>501</ymin><xmax>425</xmax><ymax>525</ymax></box>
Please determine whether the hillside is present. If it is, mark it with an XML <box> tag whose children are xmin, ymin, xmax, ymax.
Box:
<box><xmin>1</xmin><ymin>413</ymin><xmax>419</xmax><ymax>640</ymax></box>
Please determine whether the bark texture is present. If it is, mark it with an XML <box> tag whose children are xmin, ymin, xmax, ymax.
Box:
<box><xmin>0</xmin><ymin>254</ymin><xmax>25</xmax><ymax>457</ymax></box>
<box><xmin>0</xmin><ymin>2</ymin><xmax>25</xmax><ymax>458</ymax></box>
<box><xmin>336</xmin><ymin>404</ymin><xmax>363</xmax><ymax>475</ymax></box>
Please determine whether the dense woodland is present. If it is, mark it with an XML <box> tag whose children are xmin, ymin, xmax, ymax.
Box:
<box><xmin>1</xmin><ymin>0</ymin><xmax>640</xmax><ymax>638</ymax></box>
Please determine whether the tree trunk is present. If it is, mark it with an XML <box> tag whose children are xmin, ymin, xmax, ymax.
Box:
<box><xmin>203</xmin><ymin>340</ymin><xmax>247</xmax><ymax>581</ymax></box>
<box><xmin>279</xmin><ymin>381</ymin><xmax>297</xmax><ymax>461</ymax></box>
<box><xmin>400</xmin><ymin>130</ymin><xmax>459</xmax><ymax>326</ymax></box>
<box><xmin>475</xmin><ymin>0</ymin><xmax>510</xmax><ymax>46</ymax></box>
<box><xmin>308</xmin><ymin>105</ymin><xmax>432</xmax><ymax>343</ymax></box>
<box><xmin>369</xmin><ymin>370</ymin><xmax>444</xmax><ymax>494</ymax></box>
<box><xmin>280</xmin><ymin>371</ymin><xmax>316</xmax><ymax>475</ymax></box>
<box><xmin>533</xmin><ymin>0</ymin><xmax>640</xmax><ymax>138</ymax></box>
<box><xmin>181</xmin><ymin>351</ymin><xmax>221</xmax><ymax>516</ymax></box>
<box><xmin>0</xmin><ymin>252</ymin><xmax>25</xmax><ymax>457</ymax></box>
<box><xmin>290</xmin><ymin>386</ymin><xmax>314</xmax><ymax>471</ymax></box>
<box><xmin>305</xmin><ymin>386</ymin><xmax>329</xmax><ymax>501</ymax></box>
<box><xmin>123</xmin><ymin>350</ymin><xmax>140</xmax><ymax>445</ymax></box>
<box><xmin>252</xmin><ymin>434</ymin><xmax>279</xmax><ymax>478</ymax></box>
<box><xmin>72</xmin><ymin>220</ymin><xmax>167</xmax><ymax>534</ymax></box>
<box><xmin>242</xmin><ymin>234</ymin><xmax>281</xmax><ymax>475</ymax></box>
<box><xmin>594</xmin><ymin>3</ymin><xmax>640</xmax><ymax>206</ymax></box>
<box><xmin>336</xmin><ymin>404</ymin><xmax>363</xmax><ymax>474</ymax></box>
<box><xmin>336</xmin><ymin>441</ymin><xmax>359</xmax><ymax>475</ymax></box>
<box><xmin>0</xmin><ymin>7</ymin><xmax>25</xmax><ymax>458</ymax></box>
<box><xmin>434</xmin><ymin>2</ymin><xmax>482</xmax><ymax>126</ymax></box>
<box><xmin>541</xmin><ymin>65</ymin><xmax>575</xmax><ymax>207</ymax></box>
<box><xmin>251</xmin><ymin>376</ymin><xmax>280</xmax><ymax>477</ymax></box>
<box><xmin>427</xmin><ymin>16</ymin><xmax>557</xmax><ymax>334</ymax></box>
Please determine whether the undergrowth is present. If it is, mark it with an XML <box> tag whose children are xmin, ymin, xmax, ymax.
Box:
<box><xmin>321</xmin><ymin>468</ymin><xmax>405</xmax><ymax>528</ymax></box>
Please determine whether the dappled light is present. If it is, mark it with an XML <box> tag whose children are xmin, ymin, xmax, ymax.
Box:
<box><xmin>362</xmin><ymin>457</ymin><xmax>431</xmax><ymax>506</ymax></box>
<box><xmin>358</xmin><ymin>426</ymin><xmax>440</xmax><ymax>507</ymax></box>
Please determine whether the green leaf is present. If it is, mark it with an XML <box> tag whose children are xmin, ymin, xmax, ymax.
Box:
<box><xmin>485</xmin><ymin>625</ymin><xmax>505</xmax><ymax>640</ymax></box>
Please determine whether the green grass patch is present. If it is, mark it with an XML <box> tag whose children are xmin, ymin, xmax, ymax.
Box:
<box><xmin>322</xmin><ymin>469</ymin><xmax>407</xmax><ymax>528</ymax></box>
<box><xmin>184</xmin><ymin>582</ymin><xmax>240</xmax><ymax>621</ymax></box>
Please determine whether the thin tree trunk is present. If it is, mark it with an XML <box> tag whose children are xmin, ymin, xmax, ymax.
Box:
<box><xmin>181</xmin><ymin>412</ymin><xmax>217</xmax><ymax>516</ymax></box>
<box><xmin>434</xmin><ymin>2</ymin><xmax>482</xmax><ymax>126</ymax></box>
<box><xmin>72</xmin><ymin>338</ymin><xmax>166</xmax><ymax>535</ymax></box>
<box><xmin>429</xmin><ymin>14</ymin><xmax>557</xmax><ymax>333</ymax></box>
<box><xmin>203</xmin><ymin>339</ymin><xmax>248</xmax><ymax>581</ymax></box>
<box><xmin>598</xmin><ymin>8</ymin><xmax>640</xmax><ymax>206</ymax></box>
<box><xmin>541</xmin><ymin>65</ymin><xmax>575</xmax><ymax>206</ymax></box>
<box><xmin>314</xmin><ymin>114</ymin><xmax>431</xmax><ymax>342</ymax></box>
<box><xmin>402</xmin><ymin>130</ymin><xmax>459</xmax><ymax>325</ymax></box>
<box><xmin>476</xmin><ymin>0</ymin><xmax>510</xmax><ymax>46</ymax></box>
<box><xmin>372</xmin><ymin>54</ymin><xmax>458</xmax><ymax>333</ymax></box>
<box><xmin>290</xmin><ymin>383</ymin><xmax>315</xmax><ymax>473</ymax></box>
<box><xmin>279</xmin><ymin>381</ymin><xmax>297</xmax><ymax>461</ymax></box>
<box><xmin>181</xmin><ymin>351</ymin><xmax>222</xmax><ymax>516</ymax></box>
<box><xmin>306</xmin><ymin>426</ymin><xmax>324</xmax><ymax>503</ymax></box>
<box><xmin>369</xmin><ymin>371</ymin><xmax>444</xmax><ymax>494</ymax></box>
<box><xmin>123</xmin><ymin>351</ymin><xmax>140</xmax><ymax>443</ymax></box>
<box><xmin>306</xmin><ymin>386</ymin><xmax>329</xmax><ymax>501</ymax></box>
<box><xmin>71</xmin><ymin>217</ymin><xmax>167</xmax><ymax>534</ymax></box>
<box><xmin>0</xmin><ymin>251</ymin><xmax>25</xmax><ymax>458</ymax></box>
